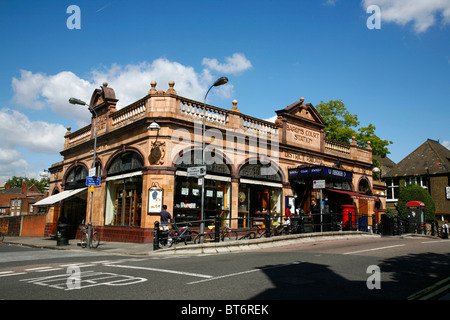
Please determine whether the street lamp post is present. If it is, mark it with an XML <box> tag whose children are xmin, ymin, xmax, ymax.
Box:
<box><xmin>199</xmin><ymin>77</ymin><xmax>229</xmax><ymax>243</ymax></box>
<box><xmin>69</xmin><ymin>97</ymin><xmax>97</xmax><ymax>248</ymax></box>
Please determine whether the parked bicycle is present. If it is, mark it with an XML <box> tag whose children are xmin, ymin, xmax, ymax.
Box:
<box><xmin>0</xmin><ymin>231</ymin><xmax>4</xmax><ymax>243</ymax></box>
<box><xmin>271</xmin><ymin>220</ymin><xmax>289</xmax><ymax>236</ymax></box>
<box><xmin>80</xmin><ymin>224</ymin><xmax>100</xmax><ymax>248</ymax></box>
<box><xmin>162</xmin><ymin>223</ymin><xmax>198</xmax><ymax>248</ymax></box>
<box><xmin>193</xmin><ymin>224</ymin><xmax>238</xmax><ymax>243</ymax></box>
<box><xmin>238</xmin><ymin>225</ymin><xmax>268</xmax><ymax>240</ymax></box>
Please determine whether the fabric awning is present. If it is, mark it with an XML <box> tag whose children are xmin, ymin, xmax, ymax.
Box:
<box><xmin>33</xmin><ymin>187</ymin><xmax>87</xmax><ymax>206</ymax></box>
<box><xmin>325</xmin><ymin>188</ymin><xmax>377</xmax><ymax>201</ymax></box>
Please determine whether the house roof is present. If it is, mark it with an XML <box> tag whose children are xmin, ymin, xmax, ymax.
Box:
<box><xmin>374</xmin><ymin>155</ymin><xmax>396</xmax><ymax>174</ymax></box>
<box><xmin>383</xmin><ymin>139</ymin><xmax>450</xmax><ymax>177</ymax></box>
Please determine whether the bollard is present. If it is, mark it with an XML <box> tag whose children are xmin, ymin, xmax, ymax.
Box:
<box><xmin>153</xmin><ymin>221</ymin><xmax>160</xmax><ymax>250</ymax></box>
<box><xmin>215</xmin><ymin>215</ymin><xmax>220</xmax><ymax>242</ymax></box>
<box><xmin>265</xmin><ymin>213</ymin><xmax>271</xmax><ymax>238</ymax></box>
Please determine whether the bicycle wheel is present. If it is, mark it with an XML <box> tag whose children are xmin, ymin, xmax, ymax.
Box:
<box><xmin>239</xmin><ymin>232</ymin><xmax>256</xmax><ymax>240</ymax></box>
<box><xmin>81</xmin><ymin>231</ymin><xmax>88</xmax><ymax>248</ymax></box>
<box><xmin>180</xmin><ymin>230</ymin><xmax>196</xmax><ymax>244</ymax></box>
<box><xmin>167</xmin><ymin>230</ymin><xmax>176</xmax><ymax>247</ymax></box>
<box><xmin>90</xmin><ymin>231</ymin><xmax>100</xmax><ymax>248</ymax></box>
<box><xmin>222</xmin><ymin>231</ymin><xmax>238</xmax><ymax>241</ymax></box>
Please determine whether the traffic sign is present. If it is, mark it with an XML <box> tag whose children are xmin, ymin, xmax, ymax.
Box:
<box><xmin>313</xmin><ymin>179</ymin><xmax>326</xmax><ymax>189</ymax></box>
<box><xmin>187</xmin><ymin>166</ymin><xmax>206</xmax><ymax>177</ymax></box>
<box><xmin>86</xmin><ymin>176</ymin><xmax>101</xmax><ymax>186</ymax></box>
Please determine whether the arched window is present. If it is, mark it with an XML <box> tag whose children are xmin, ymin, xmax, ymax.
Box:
<box><xmin>65</xmin><ymin>166</ymin><xmax>88</xmax><ymax>190</ymax></box>
<box><xmin>108</xmin><ymin>152</ymin><xmax>143</xmax><ymax>176</ymax></box>
<box><xmin>358</xmin><ymin>178</ymin><xmax>371</xmax><ymax>194</ymax></box>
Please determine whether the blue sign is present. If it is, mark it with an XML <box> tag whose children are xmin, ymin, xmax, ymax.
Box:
<box><xmin>86</xmin><ymin>176</ymin><xmax>100</xmax><ymax>186</ymax></box>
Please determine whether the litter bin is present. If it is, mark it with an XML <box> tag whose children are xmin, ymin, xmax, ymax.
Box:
<box><xmin>56</xmin><ymin>224</ymin><xmax>69</xmax><ymax>246</ymax></box>
<box><xmin>381</xmin><ymin>214</ymin><xmax>394</xmax><ymax>236</ymax></box>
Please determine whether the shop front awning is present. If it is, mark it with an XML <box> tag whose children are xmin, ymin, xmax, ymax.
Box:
<box><xmin>33</xmin><ymin>187</ymin><xmax>87</xmax><ymax>206</ymax></box>
<box><xmin>325</xmin><ymin>188</ymin><xmax>377</xmax><ymax>201</ymax></box>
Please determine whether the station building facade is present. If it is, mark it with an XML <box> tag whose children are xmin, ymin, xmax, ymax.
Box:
<box><xmin>37</xmin><ymin>81</ymin><xmax>379</xmax><ymax>243</ymax></box>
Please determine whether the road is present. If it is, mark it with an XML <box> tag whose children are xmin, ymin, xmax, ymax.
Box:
<box><xmin>1</xmin><ymin>236</ymin><xmax>449</xmax><ymax>304</ymax></box>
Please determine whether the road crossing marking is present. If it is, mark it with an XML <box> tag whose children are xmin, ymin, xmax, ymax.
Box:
<box><xmin>20</xmin><ymin>270</ymin><xmax>147</xmax><ymax>290</ymax></box>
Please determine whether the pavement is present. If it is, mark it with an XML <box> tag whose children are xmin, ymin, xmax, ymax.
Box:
<box><xmin>1</xmin><ymin>231</ymin><xmax>383</xmax><ymax>256</ymax></box>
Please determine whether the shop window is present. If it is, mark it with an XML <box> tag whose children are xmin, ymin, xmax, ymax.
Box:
<box><xmin>105</xmin><ymin>176</ymin><xmax>143</xmax><ymax>227</ymax></box>
<box><xmin>237</xmin><ymin>184</ymin><xmax>281</xmax><ymax>228</ymax></box>
<box><xmin>173</xmin><ymin>176</ymin><xmax>231</xmax><ymax>226</ymax></box>
<box><xmin>104</xmin><ymin>151</ymin><xmax>144</xmax><ymax>227</ymax></box>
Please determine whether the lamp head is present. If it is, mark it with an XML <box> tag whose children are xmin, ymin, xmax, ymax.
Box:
<box><xmin>213</xmin><ymin>76</ymin><xmax>228</xmax><ymax>87</ymax></box>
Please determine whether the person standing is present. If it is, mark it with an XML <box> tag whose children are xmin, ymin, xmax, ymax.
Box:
<box><xmin>442</xmin><ymin>221</ymin><xmax>449</xmax><ymax>239</ymax></box>
<box><xmin>160</xmin><ymin>205</ymin><xmax>172</xmax><ymax>226</ymax></box>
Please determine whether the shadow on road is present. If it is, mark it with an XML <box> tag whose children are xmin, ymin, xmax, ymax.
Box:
<box><xmin>251</xmin><ymin>252</ymin><xmax>450</xmax><ymax>300</ymax></box>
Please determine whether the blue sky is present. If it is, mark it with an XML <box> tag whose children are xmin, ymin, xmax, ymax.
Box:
<box><xmin>0</xmin><ymin>0</ymin><xmax>449</xmax><ymax>181</ymax></box>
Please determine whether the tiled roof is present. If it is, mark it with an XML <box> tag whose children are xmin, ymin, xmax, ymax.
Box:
<box><xmin>383</xmin><ymin>139</ymin><xmax>450</xmax><ymax>177</ymax></box>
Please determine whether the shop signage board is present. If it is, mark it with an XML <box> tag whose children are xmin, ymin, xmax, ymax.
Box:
<box><xmin>187</xmin><ymin>166</ymin><xmax>206</xmax><ymax>177</ymax></box>
<box><xmin>313</xmin><ymin>179</ymin><xmax>326</xmax><ymax>189</ymax></box>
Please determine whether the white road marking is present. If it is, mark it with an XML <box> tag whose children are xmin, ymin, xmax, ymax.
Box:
<box><xmin>107</xmin><ymin>264</ymin><xmax>213</xmax><ymax>279</ymax></box>
<box><xmin>343</xmin><ymin>244</ymin><xmax>405</xmax><ymax>255</ymax></box>
<box><xmin>187</xmin><ymin>261</ymin><xmax>302</xmax><ymax>285</ymax></box>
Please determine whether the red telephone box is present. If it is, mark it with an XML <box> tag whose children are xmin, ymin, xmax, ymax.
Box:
<box><xmin>406</xmin><ymin>201</ymin><xmax>425</xmax><ymax>234</ymax></box>
<box><xmin>342</xmin><ymin>205</ymin><xmax>356</xmax><ymax>230</ymax></box>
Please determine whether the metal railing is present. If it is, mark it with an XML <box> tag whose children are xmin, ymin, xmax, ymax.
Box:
<box><xmin>153</xmin><ymin>212</ymin><xmax>380</xmax><ymax>250</ymax></box>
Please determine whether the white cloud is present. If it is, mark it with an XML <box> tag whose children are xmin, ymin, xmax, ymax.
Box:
<box><xmin>0</xmin><ymin>108</ymin><xmax>66</xmax><ymax>154</ymax></box>
<box><xmin>202</xmin><ymin>53</ymin><xmax>252</xmax><ymax>75</ymax></box>
<box><xmin>3</xmin><ymin>55</ymin><xmax>251</xmax><ymax>180</ymax></box>
<box><xmin>0</xmin><ymin>148</ymin><xmax>33</xmax><ymax>182</ymax></box>
<box><xmin>442</xmin><ymin>140</ymin><xmax>450</xmax><ymax>150</ymax></box>
<box><xmin>362</xmin><ymin>0</ymin><xmax>450</xmax><ymax>33</ymax></box>
<box><xmin>11</xmin><ymin>55</ymin><xmax>249</xmax><ymax>127</ymax></box>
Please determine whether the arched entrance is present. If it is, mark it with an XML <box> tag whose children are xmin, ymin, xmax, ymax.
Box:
<box><xmin>62</xmin><ymin>165</ymin><xmax>88</xmax><ymax>238</ymax></box>
<box><xmin>104</xmin><ymin>151</ymin><xmax>144</xmax><ymax>227</ymax></box>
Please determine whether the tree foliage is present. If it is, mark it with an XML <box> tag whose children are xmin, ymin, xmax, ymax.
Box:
<box><xmin>5</xmin><ymin>176</ymin><xmax>49</xmax><ymax>193</ymax></box>
<box><xmin>397</xmin><ymin>184</ymin><xmax>435</xmax><ymax>220</ymax></box>
<box><xmin>315</xmin><ymin>99</ymin><xmax>393</xmax><ymax>158</ymax></box>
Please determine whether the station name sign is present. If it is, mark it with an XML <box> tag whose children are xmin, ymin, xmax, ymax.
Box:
<box><xmin>285</xmin><ymin>124</ymin><xmax>321</xmax><ymax>150</ymax></box>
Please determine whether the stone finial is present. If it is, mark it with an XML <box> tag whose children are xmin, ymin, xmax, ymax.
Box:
<box><xmin>149</xmin><ymin>81</ymin><xmax>157</xmax><ymax>94</ymax></box>
<box><xmin>65</xmin><ymin>126</ymin><xmax>72</xmax><ymax>136</ymax></box>
<box><xmin>300</xmin><ymin>97</ymin><xmax>305</xmax><ymax>104</ymax></box>
<box><xmin>231</xmin><ymin>99</ymin><xmax>240</xmax><ymax>112</ymax></box>
<box><xmin>166</xmin><ymin>80</ymin><xmax>177</xmax><ymax>94</ymax></box>
<box><xmin>366</xmin><ymin>141</ymin><xmax>372</xmax><ymax>150</ymax></box>
<box><xmin>351</xmin><ymin>136</ymin><xmax>357</xmax><ymax>146</ymax></box>
<box><xmin>103</xmin><ymin>81</ymin><xmax>108</xmax><ymax>87</ymax></box>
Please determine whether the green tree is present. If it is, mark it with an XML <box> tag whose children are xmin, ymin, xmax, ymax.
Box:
<box><xmin>5</xmin><ymin>176</ymin><xmax>49</xmax><ymax>194</ymax></box>
<box><xmin>397</xmin><ymin>184</ymin><xmax>435</xmax><ymax>220</ymax></box>
<box><xmin>315</xmin><ymin>99</ymin><xmax>393</xmax><ymax>158</ymax></box>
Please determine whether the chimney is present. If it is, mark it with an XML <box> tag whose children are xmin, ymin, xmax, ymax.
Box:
<box><xmin>22</xmin><ymin>181</ymin><xmax>27</xmax><ymax>194</ymax></box>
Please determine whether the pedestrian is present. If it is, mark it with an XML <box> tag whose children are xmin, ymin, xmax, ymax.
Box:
<box><xmin>310</xmin><ymin>199</ymin><xmax>320</xmax><ymax>231</ymax></box>
<box><xmin>442</xmin><ymin>221</ymin><xmax>449</xmax><ymax>239</ymax></box>
<box><xmin>285</xmin><ymin>204</ymin><xmax>293</xmax><ymax>219</ymax></box>
<box><xmin>160</xmin><ymin>205</ymin><xmax>172</xmax><ymax>229</ymax></box>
